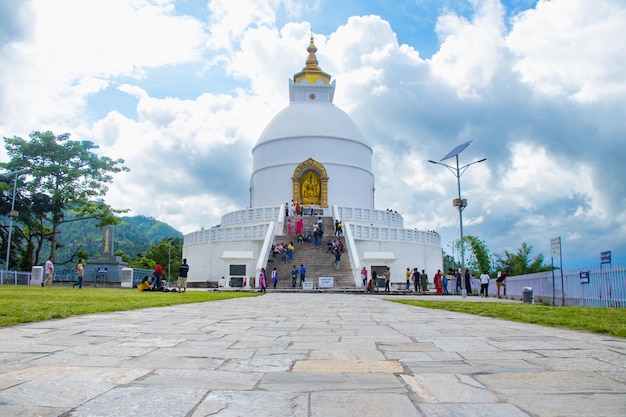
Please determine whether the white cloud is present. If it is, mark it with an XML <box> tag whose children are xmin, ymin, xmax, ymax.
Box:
<box><xmin>506</xmin><ymin>0</ymin><xmax>626</xmax><ymax>102</ymax></box>
<box><xmin>430</xmin><ymin>0</ymin><xmax>507</xmax><ymax>98</ymax></box>
<box><xmin>0</xmin><ymin>0</ymin><xmax>624</xmax><ymax>267</ymax></box>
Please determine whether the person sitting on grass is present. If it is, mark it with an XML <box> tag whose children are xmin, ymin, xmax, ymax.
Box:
<box><xmin>138</xmin><ymin>276</ymin><xmax>152</xmax><ymax>292</ymax></box>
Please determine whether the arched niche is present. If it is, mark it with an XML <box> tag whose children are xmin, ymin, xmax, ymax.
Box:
<box><xmin>292</xmin><ymin>158</ymin><xmax>328</xmax><ymax>207</ymax></box>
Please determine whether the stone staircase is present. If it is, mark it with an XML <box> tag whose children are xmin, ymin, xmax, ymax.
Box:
<box><xmin>267</xmin><ymin>216</ymin><xmax>356</xmax><ymax>289</ymax></box>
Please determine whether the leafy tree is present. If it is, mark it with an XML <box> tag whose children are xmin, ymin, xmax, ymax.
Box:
<box><xmin>145</xmin><ymin>238</ymin><xmax>183</xmax><ymax>281</ymax></box>
<box><xmin>494</xmin><ymin>242</ymin><xmax>552</xmax><ymax>275</ymax></box>
<box><xmin>129</xmin><ymin>256</ymin><xmax>157</xmax><ymax>271</ymax></box>
<box><xmin>0</xmin><ymin>131</ymin><xmax>129</xmax><ymax>268</ymax></box>
<box><xmin>458</xmin><ymin>235</ymin><xmax>491</xmax><ymax>275</ymax></box>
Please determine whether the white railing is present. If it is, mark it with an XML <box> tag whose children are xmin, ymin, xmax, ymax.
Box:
<box><xmin>221</xmin><ymin>206</ymin><xmax>281</xmax><ymax>226</ymax></box>
<box><xmin>184</xmin><ymin>223</ymin><xmax>271</xmax><ymax>246</ymax></box>
<box><xmin>336</xmin><ymin>206</ymin><xmax>404</xmax><ymax>227</ymax></box>
<box><xmin>348</xmin><ymin>223</ymin><xmax>441</xmax><ymax>246</ymax></box>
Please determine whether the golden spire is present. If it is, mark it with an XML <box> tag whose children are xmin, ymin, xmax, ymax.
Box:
<box><xmin>293</xmin><ymin>37</ymin><xmax>331</xmax><ymax>84</ymax></box>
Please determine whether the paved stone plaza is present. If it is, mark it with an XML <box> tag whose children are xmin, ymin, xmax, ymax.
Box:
<box><xmin>0</xmin><ymin>293</ymin><xmax>625</xmax><ymax>416</ymax></box>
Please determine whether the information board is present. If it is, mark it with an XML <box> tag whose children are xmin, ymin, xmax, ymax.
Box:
<box><xmin>318</xmin><ymin>277</ymin><xmax>334</xmax><ymax>288</ymax></box>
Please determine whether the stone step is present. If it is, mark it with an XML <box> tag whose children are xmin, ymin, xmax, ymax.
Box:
<box><xmin>270</xmin><ymin>216</ymin><xmax>353</xmax><ymax>289</ymax></box>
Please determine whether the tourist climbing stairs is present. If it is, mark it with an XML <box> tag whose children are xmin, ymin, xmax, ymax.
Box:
<box><xmin>267</xmin><ymin>216</ymin><xmax>355</xmax><ymax>290</ymax></box>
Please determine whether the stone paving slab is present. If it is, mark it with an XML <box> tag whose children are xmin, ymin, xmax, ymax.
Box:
<box><xmin>0</xmin><ymin>293</ymin><xmax>625</xmax><ymax>416</ymax></box>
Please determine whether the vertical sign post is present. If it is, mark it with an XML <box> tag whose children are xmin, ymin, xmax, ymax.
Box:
<box><xmin>550</xmin><ymin>237</ymin><xmax>562</xmax><ymax>306</ymax></box>
<box><xmin>600</xmin><ymin>251</ymin><xmax>612</xmax><ymax>307</ymax></box>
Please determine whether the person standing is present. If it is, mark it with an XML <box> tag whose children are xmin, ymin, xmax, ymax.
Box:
<box><xmin>259</xmin><ymin>268</ymin><xmax>267</xmax><ymax>292</ymax></box>
<box><xmin>153</xmin><ymin>264</ymin><xmax>164</xmax><ymax>289</ymax></box>
<box><xmin>42</xmin><ymin>256</ymin><xmax>54</xmax><ymax>287</ymax></box>
<box><xmin>361</xmin><ymin>267</ymin><xmax>368</xmax><ymax>287</ymax></box>
<box><xmin>271</xmin><ymin>267</ymin><xmax>279</xmax><ymax>288</ymax></box>
<box><xmin>334</xmin><ymin>248</ymin><xmax>341</xmax><ymax>270</ymax></box>
<box><xmin>496</xmin><ymin>270</ymin><xmax>508</xmax><ymax>298</ymax></box>
<box><xmin>177</xmin><ymin>258</ymin><xmax>189</xmax><ymax>293</ymax></box>
<box><xmin>296</xmin><ymin>218</ymin><xmax>303</xmax><ymax>236</ymax></box>
<box><xmin>299</xmin><ymin>264</ymin><xmax>306</xmax><ymax>287</ymax></box>
<box><xmin>434</xmin><ymin>269</ymin><xmax>443</xmax><ymax>294</ymax></box>
<box><xmin>287</xmin><ymin>241</ymin><xmax>294</xmax><ymax>260</ymax></box>
<box><xmin>420</xmin><ymin>269</ymin><xmax>428</xmax><ymax>294</ymax></box>
<box><xmin>464</xmin><ymin>269</ymin><xmax>472</xmax><ymax>296</ymax></box>
<box><xmin>405</xmin><ymin>268</ymin><xmax>411</xmax><ymax>290</ymax></box>
<box><xmin>291</xmin><ymin>265</ymin><xmax>298</xmax><ymax>288</ymax></box>
<box><xmin>479</xmin><ymin>270</ymin><xmax>490</xmax><ymax>297</ymax></box>
<box><xmin>383</xmin><ymin>269</ymin><xmax>390</xmax><ymax>292</ymax></box>
<box><xmin>442</xmin><ymin>271</ymin><xmax>450</xmax><ymax>295</ymax></box>
<box><xmin>73</xmin><ymin>259</ymin><xmax>84</xmax><ymax>289</ymax></box>
<box><xmin>455</xmin><ymin>270</ymin><xmax>462</xmax><ymax>294</ymax></box>
<box><xmin>413</xmin><ymin>268</ymin><xmax>420</xmax><ymax>293</ymax></box>
<box><xmin>287</xmin><ymin>219</ymin><xmax>293</xmax><ymax>235</ymax></box>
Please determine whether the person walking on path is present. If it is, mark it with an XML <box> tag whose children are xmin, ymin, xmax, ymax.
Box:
<box><xmin>271</xmin><ymin>267</ymin><xmax>279</xmax><ymax>289</ymax></box>
<box><xmin>177</xmin><ymin>259</ymin><xmax>189</xmax><ymax>293</ymax></box>
<box><xmin>420</xmin><ymin>269</ymin><xmax>428</xmax><ymax>294</ymax></box>
<box><xmin>455</xmin><ymin>270</ymin><xmax>462</xmax><ymax>294</ymax></box>
<box><xmin>442</xmin><ymin>271</ymin><xmax>450</xmax><ymax>295</ymax></box>
<box><xmin>73</xmin><ymin>259</ymin><xmax>84</xmax><ymax>289</ymax></box>
<box><xmin>299</xmin><ymin>264</ymin><xmax>306</xmax><ymax>287</ymax></box>
<box><xmin>259</xmin><ymin>268</ymin><xmax>267</xmax><ymax>292</ymax></box>
<box><xmin>480</xmin><ymin>270</ymin><xmax>490</xmax><ymax>297</ymax></box>
<box><xmin>42</xmin><ymin>257</ymin><xmax>54</xmax><ymax>287</ymax></box>
<box><xmin>334</xmin><ymin>249</ymin><xmax>341</xmax><ymax>270</ymax></box>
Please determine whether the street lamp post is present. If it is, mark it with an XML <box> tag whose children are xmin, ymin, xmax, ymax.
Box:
<box><xmin>2</xmin><ymin>169</ymin><xmax>30</xmax><ymax>271</ymax></box>
<box><xmin>428</xmin><ymin>140</ymin><xmax>486</xmax><ymax>298</ymax></box>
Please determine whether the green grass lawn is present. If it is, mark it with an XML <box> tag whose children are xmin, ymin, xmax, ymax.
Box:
<box><xmin>0</xmin><ymin>286</ymin><xmax>261</xmax><ymax>327</ymax></box>
<box><xmin>389</xmin><ymin>299</ymin><xmax>626</xmax><ymax>338</ymax></box>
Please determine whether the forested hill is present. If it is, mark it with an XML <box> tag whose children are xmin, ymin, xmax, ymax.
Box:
<box><xmin>55</xmin><ymin>214</ymin><xmax>183</xmax><ymax>264</ymax></box>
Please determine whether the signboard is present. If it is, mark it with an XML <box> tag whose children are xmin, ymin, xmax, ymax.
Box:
<box><xmin>302</xmin><ymin>282</ymin><xmax>314</xmax><ymax>290</ymax></box>
<box><xmin>579</xmin><ymin>271</ymin><xmax>590</xmax><ymax>284</ymax></box>
<box><xmin>600</xmin><ymin>251</ymin><xmax>612</xmax><ymax>265</ymax></box>
<box><xmin>318</xmin><ymin>277</ymin><xmax>334</xmax><ymax>288</ymax></box>
<box><xmin>550</xmin><ymin>237</ymin><xmax>561</xmax><ymax>258</ymax></box>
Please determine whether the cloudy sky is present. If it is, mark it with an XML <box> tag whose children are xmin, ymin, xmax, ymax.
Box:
<box><xmin>1</xmin><ymin>0</ymin><xmax>624</xmax><ymax>270</ymax></box>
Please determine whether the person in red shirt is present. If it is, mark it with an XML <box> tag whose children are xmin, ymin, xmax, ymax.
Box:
<box><xmin>153</xmin><ymin>264</ymin><xmax>164</xmax><ymax>289</ymax></box>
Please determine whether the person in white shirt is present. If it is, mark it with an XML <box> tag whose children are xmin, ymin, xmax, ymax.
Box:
<box><xmin>479</xmin><ymin>270</ymin><xmax>490</xmax><ymax>298</ymax></box>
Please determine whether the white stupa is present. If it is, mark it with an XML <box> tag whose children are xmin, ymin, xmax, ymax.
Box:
<box><xmin>184</xmin><ymin>38</ymin><xmax>442</xmax><ymax>289</ymax></box>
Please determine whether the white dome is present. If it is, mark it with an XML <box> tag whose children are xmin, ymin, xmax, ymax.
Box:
<box><xmin>254</xmin><ymin>102</ymin><xmax>370</xmax><ymax>150</ymax></box>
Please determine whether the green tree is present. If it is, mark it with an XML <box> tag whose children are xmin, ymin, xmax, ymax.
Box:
<box><xmin>0</xmin><ymin>131</ymin><xmax>129</xmax><ymax>268</ymax></box>
<box><xmin>494</xmin><ymin>242</ymin><xmax>551</xmax><ymax>275</ymax></box>
<box><xmin>459</xmin><ymin>235</ymin><xmax>491</xmax><ymax>275</ymax></box>
<box><xmin>145</xmin><ymin>238</ymin><xmax>183</xmax><ymax>281</ymax></box>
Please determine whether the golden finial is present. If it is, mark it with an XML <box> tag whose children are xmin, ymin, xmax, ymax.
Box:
<box><xmin>293</xmin><ymin>36</ymin><xmax>331</xmax><ymax>84</ymax></box>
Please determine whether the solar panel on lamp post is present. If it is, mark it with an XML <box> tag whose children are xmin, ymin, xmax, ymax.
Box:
<box><xmin>428</xmin><ymin>140</ymin><xmax>486</xmax><ymax>298</ymax></box>
<box><xmin>2</xmin><ymin>168</ymin><xmax>30</xmax><ymax>272</ymax></box>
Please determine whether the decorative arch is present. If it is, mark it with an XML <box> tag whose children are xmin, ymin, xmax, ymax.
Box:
<box><xmin>292</xmin><ymin>158</ymin><xmax>328</xmax><ymax>207</ymax></box>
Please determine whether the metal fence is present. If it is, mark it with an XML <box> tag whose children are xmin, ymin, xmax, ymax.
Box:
<box><xmin>0</xmin><ymin>267</ymin><xmax>156</xmax><ymax>287</ymax></box>
<box><xmin>490</xmin><ymin>265</ymin><xmax>626</xmax><ymax>307</ymax></box>
<box><xmin>446</xmin><ymin>265</ymin><xmax>625</xmax><ymax>307</ymax></box>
